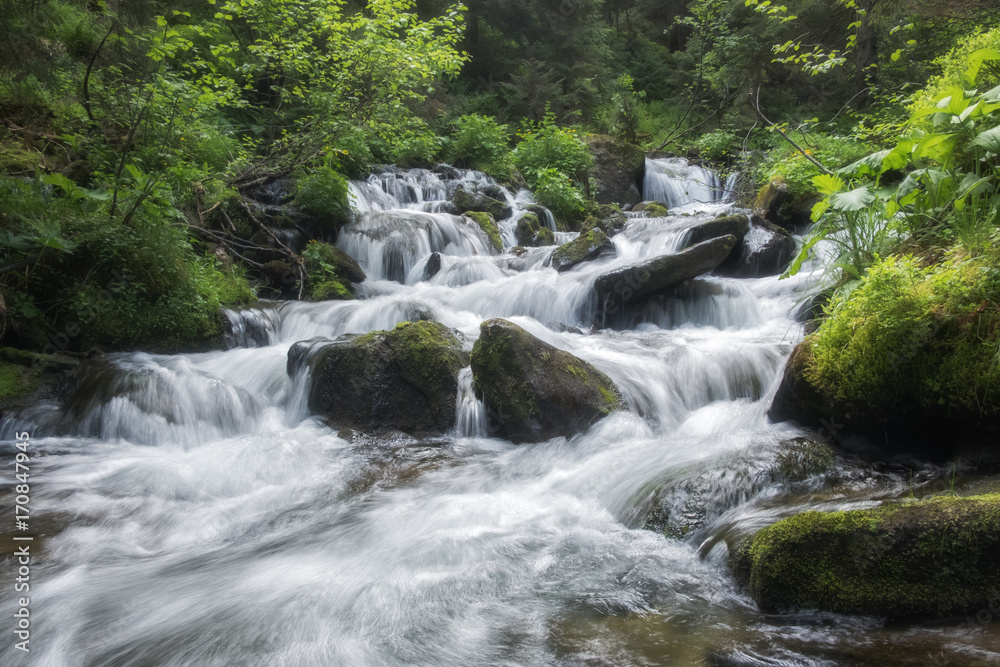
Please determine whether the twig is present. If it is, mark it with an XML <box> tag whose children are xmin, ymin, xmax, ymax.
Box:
<box><xmin>750</xmin><ymin>86</ymin><xmax>833</xmax><ymax>175</ymax></box>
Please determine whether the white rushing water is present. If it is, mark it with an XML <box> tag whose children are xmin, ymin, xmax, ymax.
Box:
<box><xmin>2</xmin><ymin>161</ymin><xmax>997</xmax><ymax>666</ymax></box>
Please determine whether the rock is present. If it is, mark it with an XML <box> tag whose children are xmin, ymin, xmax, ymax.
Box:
<box><xmin>303</xmin><ymin>241</ymin><xmax>366</xmax><ymax>301</ymax></box>
<box><xmin>585</xmin><ymin>134</ymin><xmax>646</xmax><ymax>207</ymax></box>
<box><xmin>0</xmin><ymin>347</ymin><xmax>80</xmax><ymax>418</ymax></box>
<box><xmin>594</xmin><ymin>235</ymin><xmax>737</xmax><ymax>306</ymax></box>
<box><xmin>729</xmin><ymin>494</ymin><xmax>1000</xmax><ymax>617</ymax></box>
<box><xmin>683</xmin><ymin>214</ymin><xmax>750</xmax><ymax>247</ymax></box>
<box><xmin>451</xmin><ymin>187</ymin><xmax>512</xmax><ymax>221</ymax></box>
<box><xmin>425</xmin><ymin>252</ymin><xmax>442</xmax><ymax>280</ymax></box>
<box><xmin>289</xmin><ymin>321</ymin><xmax>470</xmax><ymax>435</ymax></box>
<box><xmin>754</xmin><ymin>178</ymin><xmax>788</xmax><ymax>227</ymax></box>
<box><xmin>632</xmin><ymin>201</ymin><xmax>670</xmax><ymax>217</ymax></box>
<box><xmin>432</xmin><ymin>163</ymin><xmax>461</xmax><ymax>179</ymax></box>
<box><xmin>715</xmin><ymin>216</ymin><xmax>795</xmax><ymax>278</ymax></box>
<box><xmin>464</xmin><ymin>211</ymin><xmax>502</xmax><ymax>253</ymax></box>
<box><xmin>515</xmin><ymin>213</ymin><xmax>555</xmax><ymax>247</ymax></box>
<box><xmin>550</xmin><ymin>229</ymin><xmax>615</xmax><ymax>272</ymax></box>
<box><xmin>580</xmin><ymin>204</ymin><xmax>628</xmax><ymax>237</ymax></box>
<box><xmin>470</xmin><ymin>319</ymin><xmax>623</xmax><ymax>443</ymax></box>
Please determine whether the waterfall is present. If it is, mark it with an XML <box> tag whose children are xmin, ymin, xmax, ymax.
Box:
<box><xmin>2</xmin><ymin>160</ymin><xmax>968</xmax><ymax>667</ymax></box>
<box><xmin>342</xmin><ymin>166</ymin><xmax>556</xmax><ymax>284</ymax></box>
<box><xmin>643</xmin><ymin>157</ymin><xmax>737</xmax><ymax>209</ymax></box>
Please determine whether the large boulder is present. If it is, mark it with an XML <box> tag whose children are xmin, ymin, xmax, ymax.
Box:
<box><xmin>585</xmin><ymin>134</ymin><xmax>646</xmax><ymax>207</ymax></box>
<box><xmin>730</xmin><ymin>494</ymin><xmax>1000</xmax><ymax>617</ymax></box>
<box><xmin>594</xmin><ymin>235</ymin><xmax>737</xmax><ymax>306</ymax></box>
<box><xmin>753</xmin><ymin>178</ymin><xmax>788</xmax><ymax>228</ymax></box>
<box><xmin>715</xmin><ymin>217</ymin><xmax>795</xmax><ymax>278</ymax></box>
<box><xmin>288</xmin><ymin>321</ymin><xmax>470</xmax><ymax>435</ymax></box>
<box><xmin>471</xmin><ymin>319</ymin><xmax>623</xmax><ymax>443</ymax></box>
<box><xmin>683</xmin><ymin>214</ymin><xmax>750</xmax><ymax>247</ymax></box>
<box><xmin>452</xmin><ymin>187</ymin><xmax>512</xmax><ymax>221</ymax></box>
<box><xmin>550</xmin><ymin>229</ymin><xmax>615</xmax><ymax>272</ymax></box>
<box><xmin>579</xmin><ymin>204</ymin><xmax>628</xmax><ymax>237</ymax></box>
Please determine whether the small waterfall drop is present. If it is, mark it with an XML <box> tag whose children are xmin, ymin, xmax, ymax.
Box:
<box><xmin>643</xmin><ymin>157</ymin><xmax>736</xmax><ymax>209</ymax></box>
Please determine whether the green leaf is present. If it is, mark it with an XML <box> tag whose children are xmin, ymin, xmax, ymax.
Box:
<box><xmin>781</xmin><ymin>230</ymin><xmax>826</xmax><ymax>279</ymax></box>
<box><xmin>970</xmin><ymin>125</ymin><xmax>1000</xmax><ymax>153</ymax></box>
<box><xmin>836</xmin><ymin>149</ymin><xmax>891</xmax><ymax>177</ymax></box>
<box><xmin>812</xmin><ymin>173</ymin><xmax>845</xmax><ymax>195</ymax></box>
<box><xmin>829</xmin><ymin>186</ymin><xmax>876</xmax><ymax>212</ymax></box>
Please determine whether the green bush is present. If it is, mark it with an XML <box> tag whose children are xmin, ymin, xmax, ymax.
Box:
<box><xmin>447</xmin><ymin>114</ymin><xmax>512</xmax><ymax>176</ymax></box>
<box><xmin>762</xmin><ymin>132</ymin><xmax>873</xmax><ymax>200</ymax></box>
<box><xmin>532</xmin><ymin>168</ymin><xmax>586</xmax><ymax>221</ymax></box>
<box><xmin>513</xmin><ymin>111</ymin><xmax>593</xmax><ymax>189</ymax></box>
<box><xmin>295</xmin><ymin>167</ymin><xmax>350</xmax><ymax>228</ymax></box>
<box><xmin>691</xmin><ymin>130</ymin><xmax>741</xmax><ymax>162</ymax></box>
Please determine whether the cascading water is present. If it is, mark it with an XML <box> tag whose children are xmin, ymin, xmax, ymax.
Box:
<box><xmin>2</xmin><ymin>161</ymin><xmax>996</xmax><ymax>667</ymax></box>
<box><xmin>643</xmin><ymin>157</ymin><xmax>738</xmax><ymax>210</ymax></box>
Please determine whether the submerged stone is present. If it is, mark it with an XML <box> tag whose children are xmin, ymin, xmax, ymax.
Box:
<box><xmin>730</xmin><ymin>494</ymin><xmax>1000</xmax><ymax>617</ymax></box>
<box><xmin>470</xmin><ymin>318</ymin><xmax>623</xmax><ymax>443</ymax></box>
<box><xmin>289</xmin><ymin>321</ymin><xmax>470</xmax><ymax>435</ymax></box>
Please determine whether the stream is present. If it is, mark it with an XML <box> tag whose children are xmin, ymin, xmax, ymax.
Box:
<box><xmin>2</xmin><ymin>159</ymin><xmax>998</xmax><ymax>666</ymax></box>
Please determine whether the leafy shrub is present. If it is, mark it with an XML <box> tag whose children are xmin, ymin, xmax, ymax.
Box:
<box><xmin>295</xmin><ymin>167</ymin><xmax>349</xmax><ymax>228</ymax></box>
<box><xmin>512</xmin><ymin>110</ymin><xmax>593</xmax><ymax>189</ymax></box>
<box><xmin>532</xmin><ymin>168</ymin><xmax>586</xmax><ymax>221</ymax></box>
<box><xmin>762</xmin><ymin>132</ymin><xmax>873</xmax><ymax>200</ymax></box>
<box><xmin>447</xmin><ymin>114</ymin><xmax>512</xmax><ymax>176</ymax></box>
<box><xmin>691</xmin><ymin>130</ymin><xmax>741</xmax><ymax>162</ymax></box>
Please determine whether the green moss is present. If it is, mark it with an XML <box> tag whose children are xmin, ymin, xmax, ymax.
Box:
<box><xmin>643</xmin><ymin>204</ymin><xmax>668</xmax><ymax>217</ymax></box>
<box><xmin>731</xmin><ymin>493</ymin><xmax>1000</xmax><ymax>616</ymax></box>
<box><xmin>465</xmin><ymin>210</ymin><xmax>502</xmax><ymax>252</ymax></box>
<box><xmin>312</xmin><ymin>278</ymin><xmax>354</xmax><ymax>301</ymax></box>
<box><xmin>803</xmin><ymin>254</ymin><xmax>1000</xmax><ymax>431</ymax></box>
<box><xmin>536</xmin><ymin>226</ymin><xmax>555</xmax><ymax>246</ymax></box>
<box><xmin>471</xmin><ymin>319</ymin><xmax>623</xmax><ymax>442</ymax></box>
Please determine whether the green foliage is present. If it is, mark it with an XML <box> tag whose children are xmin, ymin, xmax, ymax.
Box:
<box><xmin>763</xmin><ymin>131</ymin><xmax>873</xmax><ymax>201</ymax></box>
<box><xmin>691</xmin><ymin>130</ymin><xmax>741</xmax><ymax>162</ymax></box>
<box><xmin>446</xmin><ymin>114</ymin><xmax>512</xmax><ymax>177</ymax></box>
<box><xmin>295</xmin><ymin>167</ymin><xmax>349</xmax><ymax>228</ymax></box>
<box><xmin>513</xmin><ymin>111</ymin><xmax>592</xmax><ymax>186</ymax></box>
<box><xmin>807</xmin><ymin>254</ymin><xmax>1000</xmax><ymax>421</ymax></box>
<box><xmin>531</xmin><ymin>168</ymin><xmax>586</xmax><ymax>221</ymax></box>
<box><xmin>302</xmin><ymin>240</ymin><xmax>356</xmax><ymax>301</ymax></box>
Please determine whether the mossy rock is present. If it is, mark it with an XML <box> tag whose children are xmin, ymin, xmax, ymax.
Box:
<box><xmin>594</xmin><ymin>235</ymin><xmax>737</xmax><ymax>306</ymax></box>
<box><xmin>632</xmin><ymin>201</ymin><xmax>670</xmax><ymax>217</ymax></box>
<box><xmin>580</xmin><ymin>205</ymin><xmax>628</xmax><ymax>237</ymax></box>
<box><xmin>752</xmin><ymin>177</ymin><xmax>789</xmax><ymax>227</ymax></box>
<box><xmin>515</xmin><ymin>213</ymin><xmax>555</xmax><ymax>247</ymax></box>
<box><xmin>288</xmin><ymin>321</ymin><xmax>470</xmax><ymax>435</ymax></box>
<box><xmin>730</xmin><ymin>494</ymin><xmax>1000</xmax><ymax>617</ymax></box>
<box><xmin>683</xmin><ymin>214</ymin><xmax>750</xmax><ymax>247</ymax></box>
<box><xmin>465</xmin><ymin>211</ymin><xmax>502</xmax><ymax>253</ymax></box>
<box><xmin>470</xmin><ymin>318</ymin><xmax>623</xmax><ymax>443</ymax></box>
<box><xmin>0</xmin><ymin>347</ymin><xmax>80</xmax><ymax>417</ymax></box>
<box><xmin>451</xmin><ymin>187</ymin><xmax>512</xmax><ymax>221</ymax></box>
<box><xmin>303</xmin><ymin>241</ymin><xmax>366</xmax><ymax>301</ymax></box>
<box><xmin>585</xmin><ymin>134</ymin><xmax>645</xmax><ymax>207</ymax></box>
<box><xmin>550</xmin><ymin>229</ymin><xmax>615</xmax><ymax>272</ymax></box>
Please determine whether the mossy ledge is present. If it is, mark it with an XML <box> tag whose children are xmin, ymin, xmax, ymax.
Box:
<box><xmin>288</xmin><ymin>320</ymin><xmax>469</xmax><ymax>435</ymax></box>
<box><xmin>465</xmin><ymin>211</ymin><xmax>503</xmax><ymax>253</ymax></box>
<box><xmin>730</xmin><ymin>494</ymin><xmax>1000</xmax><ymax>618</ymax></box>
<box><xmin>470</xmin><ymin>318</ymin><xmax>623</xmax><ymax>443</ymax></box>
